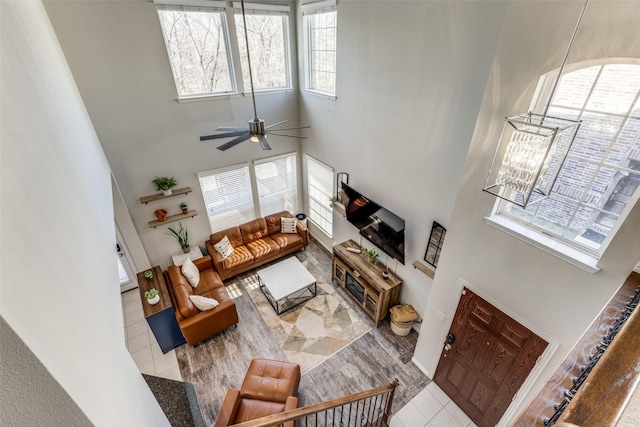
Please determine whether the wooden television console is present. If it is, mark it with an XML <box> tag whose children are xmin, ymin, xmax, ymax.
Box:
<box><xmin>332</xmin><ymin>240</ymin><xmax>402</xmax><ymax>327</ymax></box>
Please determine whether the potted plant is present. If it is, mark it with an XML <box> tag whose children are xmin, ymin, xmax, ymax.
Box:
<box><xmin>329</xmin><ymin>196</ymin><xmax>338</xmax><ymax>206</ymax></box>
<box><xmin>145</xmin><ymin>288</ymin><xmax>160</xmax><ymax>305</ymax></box>
<box><xmin>361</xmin><ymin>248</ymin><xmax>379</xmax><ymax>264</ymax></box>
<box><xmin>143</xmin><ymin>270</ymin><xmax>154</xmax><ymax>280</ymax></box>
<box><xmin>152</xmin><ymin>176</ymin><xmax>177</xmax><ymax>196</ymax></box>
<box><xmin>154</xmin><ymin>208</ymin><xmax>168</xmax><ymax>222</ymax></box>
<box><xmin>180</xmin><ymin>202</ymin><xmax>188</xmax><ymax>214</ymax></box>
<box><xmin>167</xmin><ymin>222</ymin><xmax>190</xmax><ymax>253</ymax></box>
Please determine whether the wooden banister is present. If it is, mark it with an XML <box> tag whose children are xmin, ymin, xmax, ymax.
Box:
<box><xmin>232</xmin><ymin>379</ymin><xmax>399</xmax><ymax>427</ymax></box>
<box><xmin>555</xmin><ymin>283</ymin><xmax>640</xmax><ymax>426</ymax></box>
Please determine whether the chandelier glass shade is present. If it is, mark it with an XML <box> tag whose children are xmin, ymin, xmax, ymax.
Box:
<box><xmin>483</xmin><ymin>0</ymin><xmax>589</xmax><ymax>208</ymax></box>
<box><xmin>483</xmin><ymin>112</ymin><xmax>581</xmax><ymax>207</ymax></box>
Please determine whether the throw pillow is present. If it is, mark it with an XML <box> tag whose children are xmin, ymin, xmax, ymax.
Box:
<box><xmin>189</xmin><ymin>295</ymin><xmax>219</xmax><ymax>311</ymax></box>
<box><xmin>281</xmin><ymin>217</ymin><xmax>298</xmax><ymax>234</ymax></box>
<box><xmin>214</xmin><ymin>235</ymin><xmax>234</xmax><ymax>260</ymax></box>
<box><xmin>181</xmin><ymin>257</ymin><xmax>200</xmax><ymax>288</ymax></box>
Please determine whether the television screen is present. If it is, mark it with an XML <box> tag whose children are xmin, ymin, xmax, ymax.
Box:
<box><xmin>341</xmin><ymin>183</ymin><xmax>405</xmax><ymax>264</ymax></box>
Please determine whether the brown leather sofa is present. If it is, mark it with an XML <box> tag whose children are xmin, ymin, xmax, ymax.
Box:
<box><xmin>164</xmin><ymin>256</ymin><xmax>239</xmax><ymax>346</ymax></box>
<box><xmin>205</xmin><ymin>211</ymin><xmax>308</xmax><ymax>280</ymax></box>
<box><xmin>214</xmin><ymin>358</ymin><xmax>301</xmax><ymax>427</ymax></box>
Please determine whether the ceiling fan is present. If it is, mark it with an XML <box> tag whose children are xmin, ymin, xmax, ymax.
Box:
<box><xmin>200</xmin><ymin>0</ymin><xmax>309</xmax><ymax>151</ymax></box>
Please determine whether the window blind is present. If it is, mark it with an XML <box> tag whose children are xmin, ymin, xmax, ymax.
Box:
<box><xmin>198</xmin><ymin>164</ymin><xmax>256</xmax><ymax>233</ymax></box>
<box><xmin>255</xmin><ymin>152</ymin><xmax>298</xmax><ymax>216</ymax></box>
<box><xmin>306</xmin><ymin>155</ymin><xmax>333</xmax><ymax>237</ymax></box>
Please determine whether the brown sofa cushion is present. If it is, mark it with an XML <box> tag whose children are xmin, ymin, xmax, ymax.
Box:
<box><xmin>210</xmin><ymin>226</ymin><xmax>244</xmax><ymax>249</ymax></box>
<box><xmin>264</xmin><ymin>211</ymin><xmax>293</xmax><ymax>236</ymax></box>
<box><xmin>168</xmin><ymin>266</ymin><xmax>198</xmax><ymax>318</ymax></box>
<box><xmin>240</xmin><ymin>218</ymin><xmax>269</xmax><ymax>244</ymax></box>
<box><xmin>222</xmin><ymin>245</ymin><xmax>254</xmax><ymax>270</ymax></box>
<box><xmin>245</xmin><ymin>236</ymin><xmax>280</xmax><ymax>259</ymax></box>
<box><xmin>241</xmin><ymin>359</ymin><xmax>301</xmax><ymax>403</ymax></box>
<box><xmin>269</xmin><ymin>232</ymin><xmax>304</xmax><ymax>250</ymax></box>
<box><xmin>234</xmin><ymin>399</ymin><xmax>286</xmax><ymax>424</ymax></box>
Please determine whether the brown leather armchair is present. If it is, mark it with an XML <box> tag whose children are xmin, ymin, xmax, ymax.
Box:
<box><xmin>214</xmin><ymin>359</ymin><xmax>301</xmax><ymax>426</ymax></box>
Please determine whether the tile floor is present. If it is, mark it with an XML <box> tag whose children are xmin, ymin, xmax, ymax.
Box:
<box><xmin>121</xmin><ymin>289</ymin><xmax>182</xmax><ymax>382</ymax></box>
<box><xmin>121</xmin><ymin>290</ymin><xmax>476</xmax><ymax>426</ymax></box>
<box><xmin>390</xmin><ymin>382</ymin><xmax>478</xmax><ymax>427</ymax></box>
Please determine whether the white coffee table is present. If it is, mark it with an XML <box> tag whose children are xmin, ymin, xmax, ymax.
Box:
<box><xmin>257</xmin><ymin>257</ymin><xmax>317</xmax><ymax>315</ymax></box>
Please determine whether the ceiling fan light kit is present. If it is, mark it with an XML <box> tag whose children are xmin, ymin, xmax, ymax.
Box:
<box><xmin>199</xmin><ymin>0</ymin><xmax>308</xmax><ymax>151</ymax></box>
<box><xmin>483</xmin><ymin>0</ymin><xmax>589</xmax><ymax>208</ymax></box>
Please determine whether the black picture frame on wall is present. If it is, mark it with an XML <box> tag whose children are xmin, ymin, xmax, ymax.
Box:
<box><xmin>424</xmin><ymin>221</ymin><xmax>446</xmax><ymax>268</ymax></box>
<box><xmin>336</xmin><ymin>172</ymin><xmax>349</xmax><ymax>203</ymax></box>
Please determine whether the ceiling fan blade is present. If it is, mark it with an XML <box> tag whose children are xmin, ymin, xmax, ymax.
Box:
<box><xmin>217</xmin><ymin>133</ymin><xmax>251</xmax><ymax>151</ymax></box>
<box><xmin>266</xmin><ymin>132</ymin><xmax>308</xmax><ymax>139</ymax></box>
<box><xmin>200</xmin><ymin>131</ymin><xmax>249</xmax><ymax>141</ymax></box>
<box><xmin>257</xmin><ymin>134</ymin><xmax>271</xmax><ymax>150</ymax></box>
<box><xmin>265</xmin><ymin>126</ymin><xmax>311</xmax><ymax>131</ymax></box>
<box><xmin>265</xmin><ymin>120</ymin><xmax>289</xmax><ymax>130</ymax></box>
<box><xmin>216</xmin><ymin>126</ymin><xmax>249</xmax><ymax>131</ymax></box>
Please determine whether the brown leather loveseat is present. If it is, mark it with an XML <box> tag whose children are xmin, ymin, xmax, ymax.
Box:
<box><xmin>205</xmin><ymin>211</ymin><xmax>308</xmax><ymax>280</ymax></box>
<box><xmin>214</xmin><ymin>358</ymin><xmax>301</xmax><ymax>426</ymax></box>
<box><xmin>164</xmin><ymin>256</ymin><xmax>239</xmax><ymax>346</ymax></box>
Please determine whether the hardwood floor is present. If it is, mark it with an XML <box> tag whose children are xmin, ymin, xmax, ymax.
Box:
<box><xmin>175</xmin><ymin>237</ymin><xmax>429</xmax><ymax>425</ymax></box>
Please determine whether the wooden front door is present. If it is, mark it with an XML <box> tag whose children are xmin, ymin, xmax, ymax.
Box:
<box><xmin>434</xmin><ymin>288</ymin><xmax>548</xmax><ymax>427</ymax></box>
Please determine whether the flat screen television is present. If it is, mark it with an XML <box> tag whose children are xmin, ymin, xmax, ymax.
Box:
<box><xmin>341</xmin><ymin>183</ymin><xmax>405</xmax><ymax>264</ymax></box>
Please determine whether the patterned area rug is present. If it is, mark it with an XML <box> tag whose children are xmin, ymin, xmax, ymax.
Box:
<box><xmin>245</xmin><ymin>260</ymin><xmax>370</xmax><ymax>374</ymax></box>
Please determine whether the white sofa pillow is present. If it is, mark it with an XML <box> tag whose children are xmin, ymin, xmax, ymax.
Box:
<box><xmin>189</xmin><ymin>295</ymin><xmax>219</xmax><ymax>311</ymax></box>
<box><xmin>281</xmin><ymin>217</ymin><xmax>298</xmax><ymax>234</ymax></box>
<box><xmin>214</xmin><ymin>235</ymin><xmax>234</xmax><ymax>259</ymax></box>
<box><xmin>181</xmin><ymin>257</ymin><xmax>200</xmax><ymax>288</ymax></box>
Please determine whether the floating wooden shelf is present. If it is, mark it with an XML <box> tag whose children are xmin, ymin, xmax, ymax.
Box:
<box><xmin>332</xmin><ymin>202</ymin><xmax>346</xmax><ymax>217</ymax></box>
<box><xmin>148</xmin><ymin>210</ymin><xmax>197</xmax><ymax>228</ymax></box>
<box><xmin>140</xmin><ymin>187</ymin><xmax>192</xmax><ymax>204</ymax></box>
<box><xmin>412</xmin><ymin>261</ymin><xmax>435</xmax><ymax>279</ymax></box>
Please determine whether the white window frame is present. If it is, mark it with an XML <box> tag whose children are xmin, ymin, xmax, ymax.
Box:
<box><xmin>306</xmin><ymin>155</ymin><xmax>334</xmax><ymax>237</ymax></box>
<box><xmin>198</xmin><ymin>163</ymin><xmax>256</xmax><ymax>233</ymax></box>
<box><xmin>302</xmin><ymin>0</ymin><xmax>337</xmax><ymax>98</ymax></box>
<box><xmin>254</xmin><ymin>152</ymin><xmax>298</xmax><ymax>217</ymax></box>
<box><xmin>155</xmin><ymin>0</ymin><xmax>292</xmax><ymax>100</ymax></box>
<box><xmin>487</xmin><ymin>59</ymin><xmax>640</xmax><ymax>273</ymax></box>
<box><xmin>233</xmin><ymin>2</ymin><xmax>292</xmax><ymax>94</ymax></box>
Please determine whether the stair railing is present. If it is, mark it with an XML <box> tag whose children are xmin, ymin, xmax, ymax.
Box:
<box><xmin>232</xmin><ymin>379</ymin><xmax>399</xmax><ymax>427</ymax></box>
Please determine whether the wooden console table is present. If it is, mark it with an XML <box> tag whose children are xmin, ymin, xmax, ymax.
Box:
<box><xmin>332</xmin><ymin>240</ymin><xmax>402</xmax><ymax>327</ymax></box>
<box><xmin>136</xmin><ymin>266</ymin><xmax>186</xmax><ymax>353</ymax></box>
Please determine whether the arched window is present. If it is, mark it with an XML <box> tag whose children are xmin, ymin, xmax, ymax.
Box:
<box><xmin>496</xmin><ymin>60</ymin><xmax>640</xmax><ymax>259</ymax></box>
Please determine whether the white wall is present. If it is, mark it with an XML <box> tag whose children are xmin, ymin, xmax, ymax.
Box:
<box><xmin>44</xmin><ymin>0</ymin><xmax>300</xmax><ymax>269</ymax></box>
<box><xmin>299</xmin><ymin>0</ymin><xmax>508</xmax><ymax>322</ymax></box>
<box><xmin>0</xmin><ymin>2</ymin><xmax>168</xmax><ymax>425</ymax></box>
<box><xmin>414</xmin><ymin>1</ymin><xmax>640</xmax><ymax>424</ymax></box>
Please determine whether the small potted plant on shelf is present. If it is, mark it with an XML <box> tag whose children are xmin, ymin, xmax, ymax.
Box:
<box><xmin>329</xmin><ymin>196</ymin><xmax>339</xmax><ymax>207</ymax></box>
<box><xmin>154</xmin><ymin>208</ymin><xmax>168</xmax><ymax>222</ymax></box>
<box><xmin>152</xmin><ymin>176</ymin><xmax>177</xmax><ymax>196</ymax></box>
<box><xmin>167</xmin><ymin>222</ymin><xmax>190</xmax><ymax>253</ymax></box>
<box><xmin>143</xmin><ymin>270</ymin><xmax>154</xmax><ymax>280</ymax></box>
<box><xmin>361</xmin><ymin>248</ymin><xmax>379</xmax><ymax>264</ymax></box>
<box><xmin>145</xmin><ymin>288</ymin><xmax>160</xmax><ymax>305</ymax></box>
<box><xmin>180</xmin><ymin>202</ymin><xmax>188</xmax><ymax>214</ymax></box>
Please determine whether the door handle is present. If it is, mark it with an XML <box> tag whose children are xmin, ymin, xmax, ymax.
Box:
<box><xmin>446</xmin><ymin>333</ymin><xmax>456</xmax><ymax>344</ymax></box>
<box><xmin>444</xmin><ymin>343</ymin><xmax>452</xmax><ymax>351</ymax></box>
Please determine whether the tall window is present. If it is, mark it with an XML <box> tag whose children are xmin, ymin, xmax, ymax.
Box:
<box><xmin>306</xmin><ymin>155</ymin><xmax>333</xmax><ymax>236</ymax></box>
<box><xmin>156</xmin><ymin>1</ymin><xmax>291</xmax><ymax>99</ymax></box>
<box><xmin>303</xmin><ymin>1</ymin><xmax>337</xmax><ymax>95</ymax></box>
<box><xmin>255</xmin><ymin>153</ymin><xmax>298</xmax><ymax>216</ymax></box>
<box><xmin>156</xmin><ymin>5</ymin><xmax>234</xmax><ymax>97</ymax></box>
<box><xmin>235</xmin><ymin>10</ymin><xmax>289</xmax><ymax>91</ymax></box>
<box><xmin>496</xmin><ymin>61</ymin><xmax>640</xmax><ymax>257</ymax></box>
<box><xmin>199</xmin><ymin>154</ymin><xmax>299</xmax><ymax>233</ymax></box>
<box><xmin>198</xmin><ymin>164</ymin><xmax>255</xmax><ymax>233</ymax></box>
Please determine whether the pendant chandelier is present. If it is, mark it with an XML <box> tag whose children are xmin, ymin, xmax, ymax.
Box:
<box><xmin>483</xmin><ymin>1</ymin><xmax>589</xmax><ymax>208</ymax></box>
